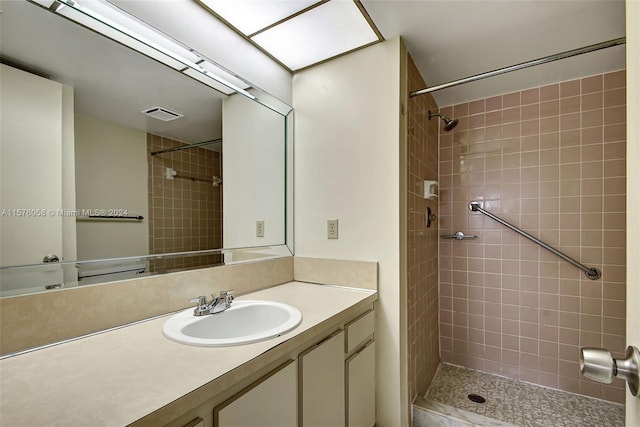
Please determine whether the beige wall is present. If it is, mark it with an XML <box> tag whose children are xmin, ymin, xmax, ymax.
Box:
<box><xmin>222</xmin><ymin>94</ymin><xmax>285</xmax><ymax>249</ymax></box>
<box><xmin>406</xmin><ymin>55</ymin><xmax>440</xmax><ymax>402</ymax></box>
<box><xmin>438</xmin><ymin>70</ymin><xmax>627</xmax><ymax>403</ymax></box>
<box><xmin>293</xmin><ymin>38</ymin><xmax>407</xmax><ymax>426</ymax></box>
<box><xmin>625</xmin><ymin>0</ymin><xmax>639</xmax><ymax>423</ymax></box>
<box><xmin>75</xmin><ymin>114</ymin><xmax>148</xmax><ymax>260</ymax></box>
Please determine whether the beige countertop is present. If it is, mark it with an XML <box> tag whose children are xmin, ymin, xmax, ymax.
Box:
<box><xmin>0</xmin><ymin>281</ymin><xmax>377</xmax><ymax>426</ymax></box>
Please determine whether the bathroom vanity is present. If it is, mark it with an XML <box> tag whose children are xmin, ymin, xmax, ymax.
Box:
<box><xmin>0</xmin><ymin>281</ymin><xmax>377</xmax><ymax>426</ymax></box>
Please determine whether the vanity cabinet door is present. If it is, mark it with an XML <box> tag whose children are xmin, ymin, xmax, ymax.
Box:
<box><xmin>214</xmin><ymin>360</ymin><xmax>297</xmax><ymax>427</ymax></box>
<box><xmin>299</xmin><ymin>330</ymin><xmax>345</xmax><ymax>427</ymax></box>
<box><xmin>346</xmin><ymin>340</ymin><xmax>375</xmax><ymax>427</ymax></box>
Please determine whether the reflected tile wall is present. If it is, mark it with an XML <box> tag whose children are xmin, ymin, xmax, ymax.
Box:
<box><xmin>438</xmin><ymin>70</ymin><xmax>627</xmax><ymax>403</ymax></box>
<box><xmin>407</xmin><ymin>54</ymin><xmax>440</xmax><ymax>402</ymax></box>
<box><xmin>147</xmin><ymin>134</ymin><xmax>223</xmax><ymax>272</ymax></box>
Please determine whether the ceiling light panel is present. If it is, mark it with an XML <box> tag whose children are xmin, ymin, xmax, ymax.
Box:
<box><xmin>251</xmin><ymin>1</ymin><xmax>379</xmax><ymax>71</ymax></box>
<box><xmin>199</xmin><ymin>0</ymin><xmax>319</xmax><ymax>35</ymax></box>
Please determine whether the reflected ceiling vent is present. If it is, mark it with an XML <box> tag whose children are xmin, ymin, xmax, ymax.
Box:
<box><xmin>142</xmin><ymin>106</ymin><xmax>184</xmax><ymax>122</ymax></box>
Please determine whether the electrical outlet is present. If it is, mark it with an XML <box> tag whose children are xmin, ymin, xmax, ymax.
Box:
<box><xmin>256</xmin><ymin>220</ymin><xmax>265</xmax><ymax>238</ymax></box>
<box><xmin>327</xmin><ymin>218</ymin><xmax>338</xmax><ymax>239</ymax></box>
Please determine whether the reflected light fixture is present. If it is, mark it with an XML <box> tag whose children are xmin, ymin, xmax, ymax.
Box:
<box><xmin>30</xmin><ymin>0</ymin><xmax>255</xmax><ymax>99</ymax></box>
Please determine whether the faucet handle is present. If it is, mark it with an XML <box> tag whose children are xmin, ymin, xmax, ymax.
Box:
<box><xmin>220</xmin><ymin>289</ymin><xmax>235</xmax><ymax>306</ymax></box>
<box><xmin>189</xmin><ymin>296</ymin><xmax>210</xmax><ymax>315</ymax></box>
<box><xmin>189</xmin><ymin>296</ymin><xmax>207</xmax><ymax>306</ymax></box>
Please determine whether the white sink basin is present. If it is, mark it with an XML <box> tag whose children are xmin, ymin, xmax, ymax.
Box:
<box><xmin>162</xmin><ymin>300</ymin><xmax>303</xmax><ymax>347</ymax></box>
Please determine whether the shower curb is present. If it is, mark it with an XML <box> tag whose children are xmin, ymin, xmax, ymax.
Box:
<box><xmin>413</xmin><ymin>396</ymin><xmax>516</xmax><ymax>427</ymax></box>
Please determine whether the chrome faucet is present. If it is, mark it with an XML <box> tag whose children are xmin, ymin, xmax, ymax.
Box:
<box><xmin>189</xmin><ymin>289</ymin><xmax>234</xmax><ymax>316</ymax></box>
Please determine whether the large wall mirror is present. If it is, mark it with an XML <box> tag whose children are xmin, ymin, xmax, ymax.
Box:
<box><xmin>0</xmin><ymin>0</ymin><xmax>293</xmax><ymax>297</ymax></box>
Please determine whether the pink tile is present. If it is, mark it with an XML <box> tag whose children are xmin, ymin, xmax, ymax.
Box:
<box><xmin>469</xmin><ymin>99</ymin><xmax>485</xmax><ymax>114</ymax></box>
<box><xmin>540</xmin><ymin>116</ymin><xmax>559</xmax><ymax>134</ymax></box>
<box><xmin>560</xmin><ymin>113</ymin><xmax>580</xmax><ymax>131</ymax></box>
<box><xmin>560</xmin><ymin>96</ymin><xmax>580</xmax><ymax>114</ymax></box>
<box><xmin>540</xmin><ymin>100</ymin><xmax>560</xmax><ymax>118</ymax></box>
<box><xmin>604</xmin><ymin>123</ymin><xmax>626</xmax><ymax>142</ymax></box>
<box><xmin>581</xmin><ymin>75</ymin><xmax>603</xmax><ymax>94</ymax></box>
<box><xmin>540</xmin><ymin>83</ymin><xmax>559</xmax><ymax>101</ymax></box>
<box><xmin>486</xmin><ymin>95</ymin><xmax>502</xmax><ymax>111</ymax></box>
<box><xmin>604</xmin><ymin>105</ymin><xmax>626</xmax><ymax>125</ymax></box>
<box><xmin>468</xmin><ymin>114</ymin><xmax>485</xmax><ymax>130</ymax></box>
<box><xmin>560</xmin><ymin>79</ymin><xmax>580</xmax><ymax>97</ymax></box>
<box><xmin>522</xmin><ymin>337</ymin><xmax>540</xmax><ymax>354</ymax></box>
<box><xmin>582</xmin><ymin>92</ymin><xmax>603</xmax><ymax>111</ymax></box>
<box><xmin>521</xmin><ymin>88</ymin><xmax>540</xmax><ymax>105</ymax></box>
<box><xmin>560</xmin><ymin>129</ymin><xmax>581</xmax><ymax>147</ymax></box>
<box><xmin>582</xmin><ymin>110</ymin><xmax>603</xmax><ymax>127</ymax></box>
<box><xmin>603</xmin><ymin>69</ymin><xmax>626</xmax><ymax>90</ymax></box>
<box><xmin>502</xmin><ymin>107</ymin><xmax>520</xmax><ymax>124</ymax></box>
<box><xmin>521</xmin><ymin>104</ymin><xmax>539</xmax><ymax>120</ymax></box>
<box><xmin>604</xmin><ymin>88</ymin><xmax>625</xmax><ymax>107</ymax></box>
<box><xmin>432</xmin><ymin>73</ymin><xmax>625</xmax><ymax>400</ymax></box>
<box><xmin>501</xmin><ymin>124</ymin><xmax>520</xmax><ymax>140</ymax></box>
<box><xmin>521</xmin><ymin>119</ymin><xmax>540</xmax><ymax>136</ymax></box>
<box><xmin>454</xmin><ymin>103</ymin><xmax>470</xmax><ymax>118</ymax></box>
<box><xmin>503</xmin><ymin>92</ymin><xmax>521</xmax><ymax>108</ymax></box>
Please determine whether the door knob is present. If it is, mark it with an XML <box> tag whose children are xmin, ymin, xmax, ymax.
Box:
<box><xmin>580</xmin><ymin>346</ymin><xmax>639</xmax><ymax>397</ymax></box>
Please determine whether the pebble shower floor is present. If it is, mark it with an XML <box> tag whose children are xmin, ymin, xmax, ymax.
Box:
<box><xmin>414</xmin><ymin>363</ymin><xmax>624</xmax><ymax>427</ymax></box>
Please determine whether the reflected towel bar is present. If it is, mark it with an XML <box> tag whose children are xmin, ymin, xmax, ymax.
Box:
<box><xmin>469</xmin><ymin>201</ymin><xmax>601</xmax><ymax>280</ymax></box>
<box><xmin>77</xmin><ymin>215</ymin><xmax>144</xmax><ymax>221</ymax></box>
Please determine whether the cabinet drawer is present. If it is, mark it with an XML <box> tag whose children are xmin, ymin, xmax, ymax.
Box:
<box><xmin>345</xmin><ymin>310</ymin><xmax>374</xmax><ymax>354</ymax></box>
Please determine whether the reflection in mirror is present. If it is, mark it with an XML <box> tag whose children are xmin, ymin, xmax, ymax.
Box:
<box><xmin>0</xmin><ymin>0</ymin><xmax>292</xmax><ymax>297</ymax></box>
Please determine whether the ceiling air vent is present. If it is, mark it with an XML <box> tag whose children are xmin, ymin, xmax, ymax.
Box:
<box><xmin>141</xmin><ymin>106</ymin><xmax>184</xmax><ymax>122</ymax></box>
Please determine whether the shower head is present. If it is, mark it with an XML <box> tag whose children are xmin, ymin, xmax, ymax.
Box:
<box><xmin>428</xmin><ymin>110</ymin><xmax>458</xmax><ymax>132</ymax></box>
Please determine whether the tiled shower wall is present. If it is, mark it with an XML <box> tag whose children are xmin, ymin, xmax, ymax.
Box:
<box><xmin>147</xmin><ymin>134</ymin><xmax>223</xmax><ymax>272</ymax></box>
<box><xmin>438</xmin><ymin>70</ymin><xmax>627</xmax><ymax>403</ymax></box>
<box><xmin>407</xmin><ymin>54</ymin><xmax>440</xmax><ymax>402</ymax></box>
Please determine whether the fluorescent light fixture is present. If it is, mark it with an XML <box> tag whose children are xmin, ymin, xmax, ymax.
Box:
<box><xmin>44</xmin><ymin>0</ymin><xmax>251</xmax><ymax>97</ymax></box>
<box><xmin>55</xmin><ymin>0</ymin><xmax>201</xmax><ymax>70</ymax></box>
<box><xmin>183</xmin><ymin>66</ymin><xmax>256</xmax><ymax>99</ymax></box>
<box><xmin>199</xmin><ymin>0</ymin><xmax>318</xmax><ymax>35</ymax></box>
<box><xmin>251</xmin><ymin>1</ymin><xmax>378</xmax><ymax>70</ymax></box>
<box><xmin>30</xmin><ymin>0</ymin><xmax>56</xmax><ymax>8</ymax></box>
<box><xmin>198</xmin><ymin>60</ymin><xmax>251</xmax><ymax>91</ymax></box>
<box><xmin>183</xmin><ymin>68</ymin><xmax>235</xmax><ymax>95</ymax></box>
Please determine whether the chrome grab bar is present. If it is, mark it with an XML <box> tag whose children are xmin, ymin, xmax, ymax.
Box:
<box><xmin>468</xmin><ymin>201</ymin><xmax>601</xmax><ymax>280</ymax></box>
<box><xmin>441</xmin><ymin>231</ymin><xmax>477</xmax><ymax>240</ymax></box>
